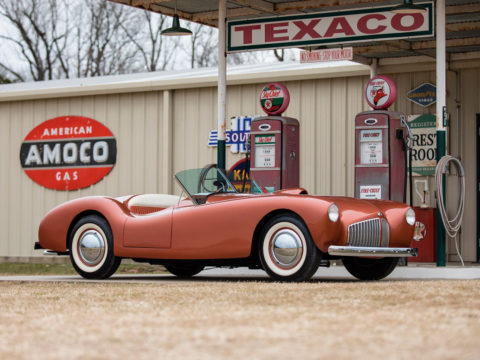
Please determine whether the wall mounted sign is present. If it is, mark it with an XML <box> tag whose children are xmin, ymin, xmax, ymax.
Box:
<box><xmin>260</xmin><ymin>83</ymin><xmax>290</xmax><ymax>115</ymax></box>
<box><xmin>407</xmin><ymin>83</ymin><xmax>436</xmax><ymax>107</ymax></box>
<box><xmin>227</xmin><ymin>158</ymin><xmax>251</xmax><ymax>193</ymax></box>
<box><xmin>300</xmin><ymin>47</ymin><xmax>353</xmax><ymax>63</ymax></box>
<box><xmin>227</xmin><ymin>2</ymin><xmax>434</xmax><ymax>52</ymax></box>
<box><xmin>20</xmin><ymin>116</ymin><xmax>117</xmax><ymax>190</ymax></box>
<box><xmin>407</xmin><ymin>114</ymin><xmax>437</xmax><ymax>176</ymax></box>
<box><xmin>209</xmin><ymin>116</ymin><xmax>254</xmax><ymax>153</ymax></box>
<box><xmin>365</xmin><ymin>75</ymin><xmax>397</xmax><ymax>110</ymax></box>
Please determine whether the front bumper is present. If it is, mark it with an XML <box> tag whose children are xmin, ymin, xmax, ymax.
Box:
<box><xmin>328</xmin><ymin>246</ymin><xmax>418</xmax><ymax>257</ymax></box>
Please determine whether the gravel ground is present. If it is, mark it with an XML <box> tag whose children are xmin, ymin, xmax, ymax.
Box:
<box><xmin>0</xmin><ymin>280</ymin><xmax>479</xmax><ymax>360</ymax></box>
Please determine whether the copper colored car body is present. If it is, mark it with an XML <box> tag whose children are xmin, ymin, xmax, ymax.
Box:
<box><xmin>36</xmin><ymin>166</ymin><xmax>421</xmax><ymax>281</ymax></box>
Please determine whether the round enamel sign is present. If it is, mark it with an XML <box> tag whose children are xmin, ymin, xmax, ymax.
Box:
<box><xmin>365</xmin><ymin>75</ymin><xmax>397</xmax><ymax>110</ymax></box>
<box><xmin>19</xmin><ymin>116</ymin><xmax>117</xmax><ymax>191</ymax></box>
<box><xmin>259</xmin><ymin>83</ymin><xmax>290</xmax><ymax>115</ymax></box>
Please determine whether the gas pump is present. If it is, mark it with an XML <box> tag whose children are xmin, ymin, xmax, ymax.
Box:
<box><xmin>250</xmin><ymin>83</ymin><xmax>299</xmax><ymax>192</ymax></box>
<box><xmin>354</xmin><ymin>76</ymin><xmax>408</xmax><ymax>202</ymax></box>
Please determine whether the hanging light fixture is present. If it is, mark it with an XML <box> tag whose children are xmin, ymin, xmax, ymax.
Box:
<box><xmin>161</xmin><ymin>0</ymin><xmax>192</xmax><ymax>36</ymax></box>
<box><xmin>391</xmin><ymin>0</ymin><xmax>426</xmax><ymax>14</ymax></box>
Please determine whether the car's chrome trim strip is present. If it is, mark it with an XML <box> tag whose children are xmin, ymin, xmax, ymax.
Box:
<box><xmin>43</xmin><ymin>250</ymin><xmax>69</xmax><ymax>256</ymax></box>
<box><xmin>328</xmin><ymin>246</ymin><xmax>418</xmax><ymax>257</ymax></box>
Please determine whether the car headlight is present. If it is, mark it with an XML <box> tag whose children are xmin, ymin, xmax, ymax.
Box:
<box><xmin>406</xmin><ymin>207</ymin><xmax>416</xmax><ymax>226</ymax></box>
<box><xmin>328</xmin><ymin>203</ymin><xmax>339</xmax><ymax>223</ymax></box>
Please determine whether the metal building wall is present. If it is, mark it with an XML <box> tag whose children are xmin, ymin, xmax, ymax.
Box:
<box><xmin>171</xmin><ymin>77</ymin><xmax>368</xmax><ymax>197</ymax></box>
<box><xmin>457</xmin><ymin>67</ymin><xmax>480</xmax><ymax>262</ymax></box>
<box><xmin>0</xmin><ymin>92</ymin><xmax>165</xmax><ymax>258</ymax></box>
<box><xmin>0</xmin><ymin>62</ymin><xmax>478</xmax><ymax>262</ymax></box>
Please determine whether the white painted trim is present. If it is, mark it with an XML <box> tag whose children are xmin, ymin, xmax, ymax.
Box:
<box><xmin>162</xmin><ymin>90</ymin><xmax>173</xmax><ymax>194</ymax></box>
<box><xmin>0</xmin><ymin>62</ymin><xmax>369</xmax><ymax>102</ymax></box>
<box><xmin>217</xmin><ymin>0</ymin><xmax>227</xmax><ymax>142</ymax></box>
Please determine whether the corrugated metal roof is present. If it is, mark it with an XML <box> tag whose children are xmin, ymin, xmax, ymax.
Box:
<box><xmin>0</xmin><ymin>61</ymin><xmax>369</xmax><ymax>101</ymax></box>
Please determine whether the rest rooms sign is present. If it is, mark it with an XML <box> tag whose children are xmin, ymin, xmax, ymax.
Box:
<box><xmin>407</xmin><ymin>114</ymin><xmax>437</xmax><ymax>176</ymax></box>
<box><xmin>227</xmin><ymin>2</ymin><xmax>433</xmax><ymax>52</ymax></box>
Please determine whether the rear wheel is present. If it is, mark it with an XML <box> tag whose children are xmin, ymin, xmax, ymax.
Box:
<box><xmin>258</xmin><ymin>214</ymin><xmax>320</xmax><ymax>282</ymax></box>
<box><xmin>165</xmin><ymin>263</ymin><xmax>204</xmax><ymax>278</ymax></box>
<box><xmin>69</xmin><ymin>215</ymin><xmax>121</xmax><ymax>279</ymax></box>
<box><xmin>342</xmin><ymin>257</ymin><xmax>399</xmax><ymax>280</ymax></box>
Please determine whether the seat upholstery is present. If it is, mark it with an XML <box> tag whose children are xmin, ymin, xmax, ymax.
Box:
<box><xmin>127</xmin><ymin>194</ymin><xmax>183</xmax><ymax>215</ymax></box>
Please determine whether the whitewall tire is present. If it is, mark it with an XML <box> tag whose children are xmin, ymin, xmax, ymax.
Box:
<box><xmin>259</xmin><ymin>214</ymin><xmax>320</xmax><ymax>282</ymax></box>
<box><xmin>69</xmin><ymin>215</ymin><xmax>120</xmax><ymax>279</ymax></box>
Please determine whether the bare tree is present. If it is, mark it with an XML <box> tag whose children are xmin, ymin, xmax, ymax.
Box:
<box><xmin>184</xmin><ymin>22</ymin><xmax>260</xmax><ymax>69</ymax></box>
<box><xmin>76</xmin><ymin>0</ymin><xmax>141</xmax><ymax>77</ymax></box>
<box><xmin>0</xmin><ymin>0</ymin><xmax>147</xmax><ymax>81</ymax></box>
<box><xmin>0</xmin><ymin>0</ymin><xmax>296</xmax><ymax>82</ymax></box>
<box><xmin>0</xmin><ymin>69</ymin><xmax>14</xmax><ymax>83</ymax></box>
<box><xmin>0</xmin><ymin>0</ymin><xmax>70</xmax><ymax>81</ymax></box>
<box><xmin>121</xmin><ymin>9</ymin><xmax>179</xmax><ymax>72</ymax></box>
<box><xmin>186</xmin><ymin>23</ymin><xmax>218</xmax><ymax>69</ymax></box>
<box><xmin>273</xmin><ymin>49</ymin><xmax>285</xmax><ymax>62</ymax></box>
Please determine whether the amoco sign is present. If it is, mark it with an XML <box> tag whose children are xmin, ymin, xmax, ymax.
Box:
<box><xmin>20</xmin><ymin>116</ymin><xmax>117</xmax><ymax>190</ymax></box>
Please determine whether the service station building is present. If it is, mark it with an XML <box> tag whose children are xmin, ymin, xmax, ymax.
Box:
<box><xmin>0</xmin><ymin>56</ymin><xmax>479</xmax><ymax>264</ymax></box>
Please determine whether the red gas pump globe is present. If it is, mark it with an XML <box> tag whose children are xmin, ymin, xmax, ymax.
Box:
<box><xmin>365</xmin><ymin>76</ymin><xmax>397</xmax><ymax>110</ymax></box>
<box><xmin>259</xmin><ymin>82</ymin><xmax>290</xmax><ymax>115</ymax></box>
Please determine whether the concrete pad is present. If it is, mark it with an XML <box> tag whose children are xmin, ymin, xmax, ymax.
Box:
<box><xmin>201</xmin><ymin>265</ymin><xmax>480</xmax><ymax>280</ymax></box>
<box><xmin>0</xmin><ymin>264</ymin><xmax>479</xmax><ymax>283</ymax></box>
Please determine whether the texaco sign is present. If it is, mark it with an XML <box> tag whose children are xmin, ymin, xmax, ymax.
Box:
<box><xmin>227</xmin><ymin>2</ymin><xmax>433</xmax><ymax>52</ymax></box>
<box><xmin>19</xmin><ymin>116</ymin><xmax>117</xmax><ymax>191</ymax></box>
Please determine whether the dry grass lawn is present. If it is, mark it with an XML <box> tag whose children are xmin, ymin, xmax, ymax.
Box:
<box><xmin>0</xmin><ymin>279</ymin><xmax>479</xmax><ymax>360</ymax></box>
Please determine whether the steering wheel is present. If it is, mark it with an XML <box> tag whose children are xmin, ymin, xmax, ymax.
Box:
<box><xmin>197</xmin><ymin>164</ymin><xmax>218</xmax><ymax>193</ymax></box>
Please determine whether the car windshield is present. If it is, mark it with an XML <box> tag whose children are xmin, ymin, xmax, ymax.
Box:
<box><xmin>175</xmin><ymin>166</ymin><xmax>237</xmax><ymax>204</ymax></box>
<box><xmin>244</xmin><ymin>178</ymin><xmax>270</xmax><ymax>194</ymax></box>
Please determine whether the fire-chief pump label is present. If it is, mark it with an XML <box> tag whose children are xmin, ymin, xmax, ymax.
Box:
<box><xmin>359</xmin><ymin>185</ymin><xmax>382</xmax><ymax>200</ymax></box>
<box><xmin>19</xmin><ymin>116</ymin><xmax>117</xmax><ymax>191</ymax></box>
<box><xmin>359</xmin><ymin>129</ymin><xmax>383</xmax><ymax>164</ymax></box>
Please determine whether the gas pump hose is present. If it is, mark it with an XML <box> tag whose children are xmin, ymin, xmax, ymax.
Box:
<box><xmin>435</xmin><ymin>155</ymin><xmax>465</xmax><ymax>265</ymax></box>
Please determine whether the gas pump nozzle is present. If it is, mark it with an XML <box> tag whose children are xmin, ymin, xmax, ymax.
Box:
<box><xmin>245</xmin><ymin>136</ymin><xmax>251</xmax><ymax>154</ymax></box>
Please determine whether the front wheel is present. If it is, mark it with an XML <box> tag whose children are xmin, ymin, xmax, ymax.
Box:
<box><xmin>342</xmin><ymin>257</ymin><xmax>399</xmax><ymax>280</ymax></box>
<box><xmin>69</xmin><ymin>215</ymin><xmax>121</xmax><ymax>279</ymax></box>
<box><xmin>258</xmin><ymin>214</ymin><xmax>320</xmax><ymax>282</ymax></box>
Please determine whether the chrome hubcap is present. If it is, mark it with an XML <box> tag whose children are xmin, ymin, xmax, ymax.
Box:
<box><xmin>79</xmin><ymin>230</ymin><xmax>105</xmax><ymax>265</ymax></box>
<box><xmin>270</xmin><ymin>229</ymin><xmax>303</xmax><ymax>269</ymax></box>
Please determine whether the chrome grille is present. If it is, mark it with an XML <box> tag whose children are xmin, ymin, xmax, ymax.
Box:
<box><xmin>347</xmin><ymin>218</ymin><xmax>381</xmax><ymax>247</ymax></box>
<box><xmin>381</xmin><ymin>218</ymin><xmax>390</xmax><ymax>247</ymax></box>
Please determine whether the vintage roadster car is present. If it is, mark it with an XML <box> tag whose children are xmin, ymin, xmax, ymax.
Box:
<box><xmin>36</xmin><ymin>165</ymin><xmax>421</xmax><ymax>282</ymax></box>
